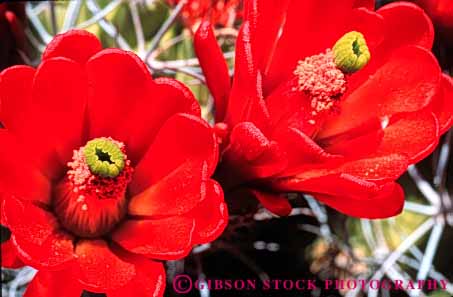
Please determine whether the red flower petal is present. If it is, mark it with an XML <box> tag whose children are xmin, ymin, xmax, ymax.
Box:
<box><xmin>75</xmin><ymin>240</ymin><xmax>136</xmax><ymax>292</ymax></box>
<box><xmin>324</xmin><ymin>128</ymin><xmax>384</xmax><ymax>158</ymax></box>
<box><xmin>12</xmin><ymin>231</ymin><xmax>75</xmax><ymax>271</ymax></box>
<box><xmin>245</xmin><ymin>0</ymin><xmax>291</xmax><ymax>81</ymax></box>
<box><xmin>112</xmin><ymin>216</ymin><xmax>195</xmax><ymax>260</ymax></box>
<box><xmin>30</xmin><ymin>57</ymin><xmax>88</xmax><ymax>178</ymax></box>
<box><xmin>189</xmin><ymin>180</ymin><xmax>228</xmax><ymax>243</ymax></box>
<box><xmin>314</xmin><ymin>182</ymin><xmax>404</xmax><ymax>219</ymax></box>
<box><xmin>276</xmin><ymin>154</ymin><xmax>408</xmax><ymax>197</ymax></box>
<box><xmin>3</xmin><ymin>197</ymin><xmax>56</xmax><ymax>246</ymax></box>
<box><xmin>1</xmin><ymin>58</ymin><xmax>87</xmax><ymax>179</ymax></box>
<box><xmin>265</xmin><ymin>77</ymin><xmax>321</xmax><ymax>138</ymax></box>
<box><xmin>194</xmin><ymin>21</ymin><xmax>231</xmax><ymax>122</ymax></box>
<box><xmin>0</xmin><ymin>130</ymin><xmax>51</xmax><ymax>204</ymax></box>
<box><xmin>153</xmin><ymin>77</ymin><xmax>201</xmax><ymax>115</ymax></box>
<box><xmin>274</xmin><ymin>127</ymin><xmax>343</xmax><ymax>170</ymax></box>
<box><xmin>319</xmin><ymin>45</ymin><xmax>441</xmax><ymax>139</ymax></box>
<box><xmin>221</xmin><ymin>122</ymin><xmax>287</xmax><ymax>182</ymax></box>
<box><xmin>4</xmin><ymin>197</ymin><xmax>75</xmax><ymax>269</ymax></box>
<box><xmin>274</xmin><ymin>173</ymin><xmax>379</xmax><ymax>198</ymax></box>
<box><xmin>0</xmin><ymin>65</ymin><xmax>35</xmax><ymax>134</ymax></box>
<box><xmin>339</xmin><ymin>154</ymin><xmax>409</xmax><ymax>183</ymax></box>
<box><xmin>24</xmin><ymin>270</ymin><xmax>84</xmax><ymax>297</ymax></box>
<box><xmin>26</xmin><ymin>247</ymin><xmax>165</xmax><ymax>297</ymax></box>
<box><xmin>225</xmin><ymin>22</ymin><xmax>270</xmax><ymax>132</ymax></box>
<box><xmin>250</xmin><ymin>190</ymin><xmax>292</xmax><ymax>217</ymax></box>
<box><xmin>1</xmin><ymin>235</ymin><xmax>24</xmax><ymax>268</ymax></box>
<box><xmin>377</xmin><ymin>2</ymin><xmax>434</xmax><ymax>52</ymax></box>
<box><xmin>0</xmin><ymin>197</ymin><xmax>5</xmax><ymax>226</ymax></box>
<box><xmin>376</xmin><ymin>111</ymin><xmax>439</xmax><ymax>163</ymax></box>
<box><xmin>230</xmin><ymin>21</ymin><xmax>255</xmax><ymax>91</ymax></box>
<box><xmin>353</xmin><ymin>0</ymin><xmax>375</xmax><ymax>10</ymax></box>
<box><xmin>86</xmin><ymin>48</ymin><xmax>153</xmax><ymax>140</ymax></box>
<box><xmin>129</xmin><ymin>161</ymin><xmax>208</xmax><ymax>217</ymax></box>
<box><xmin>347</xmin><ymin>8</ymin><xmax>384</xmax><ymax>50</ymax></box>
<box><xmin>228</xmin><ymin>122</ymin><xmax>272</xmax><ymax>161</ymax></box>
<box><xmin>297</xmin><ymin>154</ymin><xmax>406</xmax><ymax>182</ymax></box>
<box><xmin>42</xmin><ymin>29</ymin><xmax>102</xmax><ymax>64</ymax></box>
<box><xmin>107</xmin><ymin>258</ymin><xmax>166</xmax><ymax>297</ymax></box>
<box><xmin>433</xmin><ymin>74</ymin><xmax>453</xmax><ymax>134</ymax></box>
<box><xmin>154</xmin><ymin>77</ymin><xmax>201</xmax><ymax>116</ymax></box>
<box><xmin>131</xmin><ymin>113</ymin><xmax>217</xmax><ymax>195</ymax></box>
<box><xmin>121</xmin><ymin>77</ymin><xmax>201</xmax><ymax>164</ymax></box>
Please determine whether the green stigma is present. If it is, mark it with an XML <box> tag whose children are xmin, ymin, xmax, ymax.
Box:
<box><xmin>83</xmin><ymin>138</ymin><xmax>125</xmax><ymax>178</ymax></box>
<box><xmin>333</xmin><ymin>31</ymin><xmax>370</xmax><ymax>73</ymax></box>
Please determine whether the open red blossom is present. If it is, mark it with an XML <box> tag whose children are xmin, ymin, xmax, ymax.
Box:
<box><xmin>0</xmin><ymin>30</ymin><xmax>228</xmax><ymax>296</ymax></box>
<box><xmin>0</xmin><ymin>3</ymin><xmax>26</xmax><ymax>70</ymax></box>
<box><xmin>195</xmin><ymin>0</ymin><xmax>453</xmax><ymax>219</ymax></box>
<box><xmin>167</xmin><ymin>0</ymin><xmax>242</xmax><ymax>30</ymax></box>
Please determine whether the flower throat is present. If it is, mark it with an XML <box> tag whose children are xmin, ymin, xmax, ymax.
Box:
<box><xmin>54</xmin><ymin>137</ymin><xmax>133</xmax><ymax>238</ymax></box>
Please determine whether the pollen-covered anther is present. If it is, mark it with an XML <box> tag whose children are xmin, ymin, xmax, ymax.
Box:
<box><xmin>54</xmin><ymin>137</ymin><xmax>133</xmax><ymax>238</ymax></box>
<box><xmin>294</xmin><ymin>49</ymin><xmax>347</xmax><ymax>115</ymax></box>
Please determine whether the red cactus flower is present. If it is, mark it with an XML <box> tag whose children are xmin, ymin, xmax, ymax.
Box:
<box><xmin>0</xmin><ymin>2</ymin><xmax>26</xmax><ymax>70</ymax></box>
<box><xmin>0</xmin><ymin>30</ymin><xmax>227</xmax><ymax>296</ymax></box>
<box><xmin>167</xmin><ymin>0</ymin><xmax>242</xmax><ymax>30</ymax></box>
<box><xmin>195</xmin><ymin>0</ymin><xmax>453</xmax><ymax>219</ymax></box>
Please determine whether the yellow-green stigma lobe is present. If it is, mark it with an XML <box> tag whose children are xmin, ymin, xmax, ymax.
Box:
<box><xmin>84</xmin><ymin>138</ymin><xmax>125</xmax><ymax>178</ymax></box>
<box><xmin>333</xmin><ymin>31</ymin><xmax>370</xmax><ymax>73</ymax></box>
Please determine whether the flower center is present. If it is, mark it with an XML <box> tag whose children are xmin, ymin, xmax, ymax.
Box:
<box><xmin>293</xmin><ymin>31</ymin><xmax>370</xmax><ymax>116</ymax></box>
<box><xmin>54</xmin><ymin>137</ymin><xmax>133</xmax><ymax>238</ymax></box>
